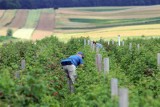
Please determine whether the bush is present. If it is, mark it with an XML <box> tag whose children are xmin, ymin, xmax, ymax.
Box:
<box><xmin>6</xmin><ymin>29</ymin><xmax>13</xmax><ymax>37</ymax></box>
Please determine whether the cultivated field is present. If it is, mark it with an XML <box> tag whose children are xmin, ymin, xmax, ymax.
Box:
<box><xmin>0</xmin><ymin>5</ymin><xmax>160</xmax><ymax>41</ymax></box>
<box><xmin>9</xmin><ymin>10</ymin><xmax>29</xmax><ymax>28</ymax></box>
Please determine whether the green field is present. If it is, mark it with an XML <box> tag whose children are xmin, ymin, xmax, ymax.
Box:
<box><xmin>0</xmin><ymin>36</ymin><xmax>15</xmax><ymax>42</ymax></box>
<box><xmin>24</xmin><ymin>10</ymin><xmax>41</xmax><ymax>28</ymax></box>
<box><xmin>0</xmin><ymin>37</ymin><xmax>160</xmax><ymax>106</ymax></box>
<box><xmin>75</xmin><ymin>7</ymin><xmax>130</xmax><ymax>12</ymax></box>
<box><xmin>64</xmin><ymin>17</ymin><xmax>160</xmax><ymax>30</ymax></box>
<box><xmin>1</xmin><ymin>5</ymin><xmax>160</xmax><ymax>41</ymax></box>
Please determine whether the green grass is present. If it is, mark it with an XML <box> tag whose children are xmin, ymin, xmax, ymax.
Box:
<box><xmin>24</xmin><ymin>9</ymin><xmax>41</xmax><ymax>28</ymax></box>
<box><xmin>75</xmin><ymin>7</ymin><xmax>130</xmax><ymax>12</ymax></box>
<box><xmin>0</xmin><ymin>36</ymin><xmax>16</xmax><ymax>42</ymax></box>
<box><xmin>66</xmin><ymin>17</ymin><xmax>160</xmax><ymax>29</ymax></box>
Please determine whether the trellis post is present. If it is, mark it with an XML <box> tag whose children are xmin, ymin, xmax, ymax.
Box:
<box><xmin>137</xmin><ymin>44</ymin><xmax>140</xmax><ymax>51</ymax></box>
<box><xmin>129</xmin><ymin>43</ymin><xmax>132</xmax><ymax>51</ymax></box>
<box><xmin>21</xmin><ymin>59</ymin><xmax>26</xmax><ymax>70</ymax></box>
<box><xmin>118</xmin><ymin>35</ymin><xmax>121</xmax><ymax>46</ymax></box>
<box><xmin>96</xmin><ymin>54</ymin><xmax>102</xmax><ymax>72</ymax></box>
<box><xmin>108</xmin><ymin>41</ymin><xmax>110</xmax><ymax>45</ymax></box>
<box><xmin>84</xmin><ymin>39</ymin><xmax>86</xmax><ymax>45</ymax></box>
<box><xmin>122</xmin><ymin>41</ymin><xmax>124</xmax><ymax>46</ymax></box>
<box><xmin>104</xmin><ymin>58</ymin><xmax>109</xmax><ymax>74</ymax></box>
<box><xmin>111</xmin><ymin>78</ymin><xmax>118</xmax><ymax>97</ymax></box>
<box><xmin>157</xmin><ymin>53</ymin><xmax>160</xmax><ymax>69</ymax></box>
<box><xmin>119</xmin><ymin>88</ymin><xmax>129</xmax><ymax>107</ymax></box>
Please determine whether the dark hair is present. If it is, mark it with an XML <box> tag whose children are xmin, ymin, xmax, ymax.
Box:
<box><xmin>93</xmin><ymin>41</ymin><xmax>96</xmax><ymax>44</ymax></box>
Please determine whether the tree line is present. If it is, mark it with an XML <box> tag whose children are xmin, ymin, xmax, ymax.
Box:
<box><xmin>0</xmin><ymin>0</ymin><xmax>160</xmax><ymax>9</ymax></box>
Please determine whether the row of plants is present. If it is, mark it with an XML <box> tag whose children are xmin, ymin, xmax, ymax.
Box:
<box><xmin>0</xmin><ymin>36</ymin><xmax>69</xmax><ymax>106</ymax></box>
<box><xmin>0</xmin><ymin>36</ymin><xmax>160</xmax><ymax>106</ymax></box>
<box><xmin>60</xmin><ymin>37</ymin><xmax>160</xmax><ymax>107</ymax></box>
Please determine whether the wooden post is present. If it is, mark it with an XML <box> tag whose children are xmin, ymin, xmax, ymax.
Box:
<box><xmin>92</xmin><ymin>44</ymin><xmax>96</xmax><ymax>51</ymax></box>
<box><xmin>104</xmin><ymin>58</ymin><xmax>109</xmax><ymax>74</ymax></box>
<box><xmin>118</xmin><ymin>35</ymin><xmax>121</xmax><ymax>46</ymax></box>
<box><xmin>122</xmin><ymin>41</ymin><xmax>124</xmax><ymax>46</ymax></box>
<box><xmin>90</xmin><ymin>40</ymin><xmax>93</xmax><ymax>48</ymax></box>
<box><xmin>87</xmin><ymin>40</ymin><xmax>90</xmax><ymax>45</ymax></box>
<box><xmin>129</xmin><ymin>43</ymin><xmax>132</xmax><ymax>51</ymax></box>
<box><xmin>119</xmin><ymin>88</ymin><xmax>129</xmax><ymax>107</ymax></box>
<box><xmin>96</xmin><ymin>47</ymin><xmax>99</xmax><ymax>53</ymax></box>
<box><xmin>112</xmin><ymin>40</ymin><xmax>114</xmax><ymax>45</ymax></box>
<box><xmin>21</xmin><ymin>59</ymin><xmax>25</xmax><ymax>70</ymax></box>
<box><xmin>111</xmin><ymin>78</ymin><xmax>118</xmax><ymax>97</ymax></box>
<box><xmin>108</xmin><ymin>41</ymin><xmax>110</xmax><ymax>45</ymax></box>
<box><xmin>137</xmin><ymin>44</ymin><xmax>140</xmax><ymax>51</ymax></box>
<box><xmin>157</xmin><ymin>53</ymin><xmax>160</xmax><ymax>68</ymax></box>
<box><xmin>96</xmin><ymin>54</ymin><xmax>102</xmax><ymax>72</ymax></box>
<box><xmin>84</xmin><ymin>39</ymin><xmax>86</xmax><ymax>45</ymax></box>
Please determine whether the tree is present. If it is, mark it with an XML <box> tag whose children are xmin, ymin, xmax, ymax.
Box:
<box><xmin>6</xmin><ymin>29</ymin><xmax>13</xmax><ymax>37</ymax></box>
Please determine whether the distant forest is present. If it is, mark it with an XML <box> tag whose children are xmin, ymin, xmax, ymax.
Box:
<box><xmin>0</xmin><ymin>0</ymin><xmax>160</xmax><ymax>9</ymax></box>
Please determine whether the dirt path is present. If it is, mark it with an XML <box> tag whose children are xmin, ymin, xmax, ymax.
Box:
<box><xmin>9</xmin><ymin>10</ymin><xmax>29</xmax><ymax>28</ymax></box>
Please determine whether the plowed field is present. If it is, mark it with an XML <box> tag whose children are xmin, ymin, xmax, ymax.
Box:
<box><xmin>36</xmin><ymin>13</ymin><xmax>55</xmax><ymax>31</ymax></box>
<box><xmin>9</xmin><ymin>10</ymin><xmax>28</xmax><ymax>28</ymax></box>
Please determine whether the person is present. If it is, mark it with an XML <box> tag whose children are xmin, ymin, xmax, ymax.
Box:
<box><xmin>93</xmin><ymin>41</ymin><xmax>103</xmax><ymax>48</ymax></box>
<box><xmin>61</xmin><ymin>52</ymin><xmax>84</xmax><ymax>84</ymax></box>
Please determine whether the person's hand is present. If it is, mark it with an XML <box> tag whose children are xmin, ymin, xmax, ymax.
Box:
<box><xmin>79</xmin><ymin>64</ymin><xmax>84</xmax><ymax>67</ymax></box>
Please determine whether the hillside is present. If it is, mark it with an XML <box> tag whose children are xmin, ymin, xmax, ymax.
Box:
<box><xmin>0</xmin><ymin>36</ymin><xmax>160</xmax><ymax>106</ymax></box>
<box><xmin>0</xmin><ymin>5</ymin><xmax>160</xmax><ymax>41</ymax></box>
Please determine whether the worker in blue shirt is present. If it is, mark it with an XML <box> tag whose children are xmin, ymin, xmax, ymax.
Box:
<box><xmin>61</xmin><ymin>52</ymin><xmax>84</xmax><ymax>84</ymax></box>
<box><xmin>93</xmin><ymin>41</ymin><xmax>103</xmax><ymax>48</ymax></box>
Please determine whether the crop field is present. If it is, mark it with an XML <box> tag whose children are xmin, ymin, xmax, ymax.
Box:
<box><xmin>0</xmin><ymin>10</ymin><xmax>17</xmax><ymax>27</ymax></box>
<box><xmin>0</xmin><ymin>5</ymin><xmax>160</xmax><ymax>41</ymax></box>
<box><xmin>32</xmin><ymin>30</ymin><xmax>53</xmax><ymax>41</ymax></box>
<box><xmin>9</xmin><ymin>10</ymin><xmax>29</xmax><ymax>28</ymax></box>
<box><xmin>0</xmin><ymin>5</ymin><xmax>160</xmax><ymax>107</ymax></box>
<box><xmin>24</xmin><ymin>9</ymin><xmax>41</xmax><ymax>28</ymax></box>
<box><xmin>0</xmin><ymin>36</ymin><xmax>160</xmax><ymax>106</ymax></box>
<box><xmin>0</xmin><ymin>10</ymin><xmax>5</xmax><ymax>18</ymax></box>
<box><xmin>13</xmin><ymin>28</ymin><xmax>34</xmax><ymax>40</ymax></box>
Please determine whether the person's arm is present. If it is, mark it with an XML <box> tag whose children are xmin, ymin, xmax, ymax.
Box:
<box><xmin>79</xmin><ymin>57</ymin><xmax>84</xmax><ymax>67</ymax></box>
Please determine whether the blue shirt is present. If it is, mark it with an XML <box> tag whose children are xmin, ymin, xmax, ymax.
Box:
<box><xmin>69</xmin><ymin>55</ymin><xmax>83</xmax><ymax>67</ymax></box>
<box><xmin>96</xmin><ymin>43</ymin><xmax>103</xmax><ymax>48</ymax></box>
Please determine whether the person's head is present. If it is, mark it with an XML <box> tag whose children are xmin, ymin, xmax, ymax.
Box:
<box><xmin>93</xmin><ymin>41</ymin><xmax>96</xmax><ymax>44</ymax></box>
<box><xmin>77</xmin><ymin>52</ymin><xmax>84</xmax><ymax>59</ymax></box>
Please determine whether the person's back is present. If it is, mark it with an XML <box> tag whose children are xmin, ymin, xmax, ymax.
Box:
<box><xmin>96</xmin><ymin>43</ymin><xmax>103</xmax><ymax>48</ymax></box>
<box><xmin>69</xmin><ymin>55</ymin><xmax>83</xmax><ymax>67</ymax></box>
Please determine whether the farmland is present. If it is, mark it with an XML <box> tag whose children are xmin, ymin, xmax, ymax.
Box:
<box><xmin>0</xmin><ymin>36</ymin><xmax>160</xmax><ymax>106</ymax></box>
<box><xmin>0</xmin><ymin>5</ymin><xmax>160</xmax><ymax>107</ymax></box>
<box><xmin>0</xmin><ymin>5</ymin><xmax>160</xmax><ymax>41</ymax></box>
